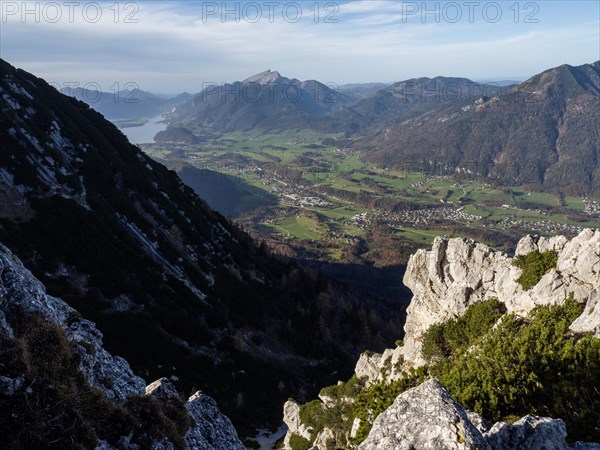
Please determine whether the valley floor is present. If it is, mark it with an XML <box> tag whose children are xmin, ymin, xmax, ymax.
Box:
<box><xmin>141</xmin><ymin>129</ymin><xmax>600</xmax><ymax>267</ymax></box>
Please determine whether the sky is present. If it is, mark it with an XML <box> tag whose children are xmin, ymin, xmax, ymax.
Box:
<box><xmin>1</xmin><ymin>0</ymin><xmax>599</xmax><ymax>93</ymax></box>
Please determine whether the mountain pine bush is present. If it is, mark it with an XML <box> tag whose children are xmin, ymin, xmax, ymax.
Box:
<box><xmin>301</xmin><ymin>297</ymin><xmax>600</xmax><ymax>446</ymax></box>
<box><xmin>513</xmin><ymin>250</ymin><xmax>558</xmax><ymax>290</ymax></box>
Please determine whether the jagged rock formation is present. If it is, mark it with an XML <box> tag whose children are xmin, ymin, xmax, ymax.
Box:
<box><xmin>282</xmin><ymin>399</ymin><xmax>313</xmax><ymax>447</ymax></box>
<box><xmin>353</xmin><ymin>352</ymin><xmax>381</xmax><ymax>385</ymax></box>
<box><xmin>145</xmin><ymin>378</ymin><xmax>246</xmax><ymax>450</ymax></box>
<box><xmin>285</xmin><ymin>230</ymin><xmax>600</xmax><ymax>449</ymax></box>
<box><xmin>356</xmin><ymin>229</ymin><xmax>600</xmax><ymax>382</ymax></box>
<box><xmin>484</xmin><ymin>416</ymin><xmax>568</xmax><ymax>450</ymax></box>
<box><xmin>358</xmin><ymin>379</ymin><xmax>490</xmax><ymax>450</ymax></box>
<box><xmin>0</xmin><ymin>243</ymin><xmax>243</xmax><ymax>449</ymax></box>
<box><xmin>184</xmin><ymin>392</ymin><xmax>246</xmax><ymax>450</ymax></box>
<box><xmin>0</xmin><ymin>243</ymin><xmax>145</xmax><ymax>402</ymax></box>
<box><xmin>570</xmin><ymin>287</ymin><xmax>600</xmax><ymax>337</ymax></box>
<box><xmin>359</xmin><ymin>379</ymin><xmax>594</xmax><ymax>450</ymax></box>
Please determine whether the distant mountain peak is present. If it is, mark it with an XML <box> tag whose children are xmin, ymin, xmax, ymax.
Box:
<box><xmin>243</xmin><ymin>69</ymin><xmax>285</xmax><ymax>85</ymax></box>
<box><xmin>174</xmin><ymin>69</ymin><xmax>352</xmax><ymax>132</ymax></box>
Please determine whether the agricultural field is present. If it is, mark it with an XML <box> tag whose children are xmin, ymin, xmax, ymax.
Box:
<box><xmin>141</xmin><ymin>129</ymin><xmax>600</xmax><ymax>262</ymax></box>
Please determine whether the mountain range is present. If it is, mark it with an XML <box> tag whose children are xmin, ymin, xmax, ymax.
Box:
<box><xmin>64</xmin><ymin>63</ymin><xmax>599</xmax><ymax>196</ymax></box>
<box><xmin>338</xmin><ymin>82</ymin><xmax>393</xmax><ymax>101</ymax></box>
<box><xmin>61</xmin><ymin>86</ymin><xmax>191</xmax><ymax>121</ymax></box>
<box><xmin>359</xmin><ymin>62</ymin><xmax>600</xmax><ymax>195</ymax></box>
<box><xmin>162</xmin><ymin>62</ymin><xmax>599</xmax><ymax>195</ymax></box>
<box><xmin>332</xmin><ymin>76</ymin><xmax>496</xmax><ymax>134</ymax></box>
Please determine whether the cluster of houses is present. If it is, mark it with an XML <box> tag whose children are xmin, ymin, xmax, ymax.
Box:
<box><xmin>583</xmin><ymin>197</ymin><xmax>600</xmax><ymax>215</ymax></box>
<box><xmin>494</xmin><ymin>217</ymin><xmax>585</xmax><ymax>236</ymax></box>
<box><xmin>347</xmin><ymin>207</ymin><xmax>480</xmax><ymax>229</ymax></box>
<box><xmin>282</xmin><ymin>193</ymin><xmax>333</xmax><ymax>207</ymax></box>
<box><xmin>384</xmin><ymin>207</ymin><xmax>480</xmax><ymax>227</ymax></box>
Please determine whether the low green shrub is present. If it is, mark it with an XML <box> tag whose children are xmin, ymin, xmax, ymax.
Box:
<box><xmin>421</xmin><ymin>323</ymin><xmax>449</xmax><ymax>362</ymax></box>
<box><xmin>324</xmin><ymin>298</ymin><xmax>599</xmax><ymax>444</ymax></box>
<box><xmin>421</xmin><ymin>299</ymin><xmax>505</xmax><ymax>362</ymax></box>
<box><xmin>433</xmin><ymin>299</ymin><xmax>600</xmax><ymax>441</ymax></box>
<box><xmin>292</xmin><ymin>297</ymin><xmax>600</xmax><ymax>446</ymax></box>
<box><xmin>299</xmin><ymin>399</ymin><xmax>327</xmax><ymax>437</ymax></box>
<box><xmin>319</xmin><ymin>375</ymin><xmax>363</xmax><ymax>401</ymax></box>
<box><xmin>513</xmin><ymin>250</ymin><xmax>558</xmax><ymax>290</ymax></box>
<box><xmin>289</xmin><ymin>433</ymin><xmax>312</xmax><ymax>450</ymax></box>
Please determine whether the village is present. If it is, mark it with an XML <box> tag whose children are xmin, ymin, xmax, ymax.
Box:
<box><xmin>144</xmin><ymin>141</ymin><xmax>600</xmax><ymax>250</ymax></box>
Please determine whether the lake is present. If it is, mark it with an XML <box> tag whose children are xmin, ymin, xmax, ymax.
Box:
<box><xmin>119</xmin><ymin>115</ymin><xmax>168</xmax><ymax>144</ymax></box>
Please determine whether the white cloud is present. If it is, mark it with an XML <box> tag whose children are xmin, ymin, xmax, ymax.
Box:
<box><xmin>1</xmin><ymin>1</ymin><xmax>598</xmax><ymax>91</ymax></box>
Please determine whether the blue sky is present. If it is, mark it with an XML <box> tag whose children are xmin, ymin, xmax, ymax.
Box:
<box><xmin>1</xmin><ymin>1</ymin><xmax>599</xmax><ymax>93</ymax></box>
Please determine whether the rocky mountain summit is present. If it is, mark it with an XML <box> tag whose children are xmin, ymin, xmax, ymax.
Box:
<box><xmin>0</xmin><ymin>243</ymin><xmax>244</xmax><ymax>449</ymax></box>
<box><xmin>282</xmin><ymin>229</ymin><xmax>600</xmax><ymax>449</ymax></box>
<box><xmin>357</xmin><ymin>228</ymin><xmax>600</xmax><ymax>381</ymax></box>
<box><xmin>243</xmin><ymin>69</ymin><xmax>285</xmax><ymax>85</ymax></box>
<box><xmin>358</xmin><ymin>379</ymin><xmax>490</xmax><ymax>450</ymax></box>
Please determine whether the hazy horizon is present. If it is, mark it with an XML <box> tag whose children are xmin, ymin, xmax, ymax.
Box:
<box><xmin>49</xmin><ymin>70</ymin><xmax>534</xmax><ymax>97</ymax></box>
<box><xmin>1</xmin><ymin>1</ymin><xmax>598</xmax><ymax>93</ymax></box>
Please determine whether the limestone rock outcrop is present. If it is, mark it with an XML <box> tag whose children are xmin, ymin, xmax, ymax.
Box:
<box><xmin>0</xmin><ymin>243</ymin><xmax>145</xmax><ymax>401</ymax></box>
<box><xmin>354</xmin><ymin>352</ymin><xmax>383</xmax><ymax>386</ymax></box>
<box><xmin>361</xmin><ymin>229</ymin><xmax>600</xmax><ymax>381</ymax></box>
<box><xmin>282</xmin><ymin>230</ymin><xmax>600</xmax><ymax>450</ymax></box>
<box><xmin>185</xmin><ymin>391</ymin><xmax>246</xmax><ymax>450</ymax></box>
<box><xmin>0</xmin><ymin>243</ymin><xmax>244</xmax><ymax>449</ymax></box>
<box><xmin>358</xmin><ymin>379</ymin><xmax>491</xmax><ymax>450</ymax></box>
<box><xmin>484</xmin><ymin>416</ymin><xmax>568</xmax><ymax>450</ymax></box>
<box><xmin>359</xmin><ymin>379</ymin><xmax>594</xmax><ymax>450</ymax></box>
<box><xmin>570</xmin><ymin>287</ymin><xmax>600</xmax><ymax>337</ymax></box>
<box><xmin>313</xmin><ymin>427</ymin><xmax>337</xmax><ymax>449</ymax></box>
<box><xmin>146</xmin><ymin>377</ymin><xmax>182</xmax><ymax>399</ymax></box>
<box><xmin>282</xmin><ymin>399</ymin><xmax>313</xmax><ymax>448</ymax></box>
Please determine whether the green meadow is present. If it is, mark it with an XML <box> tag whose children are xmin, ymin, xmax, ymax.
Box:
<box><xmin>142</xmin><ymin>129</ymin><xmax>600</xmax><ymax>259</ymax></box>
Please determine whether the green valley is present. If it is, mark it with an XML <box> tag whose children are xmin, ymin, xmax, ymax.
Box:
<box><xmin>141</xmin><ymin>129</ymin><xmax>600</xmax><ymax>264</ymax></box>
